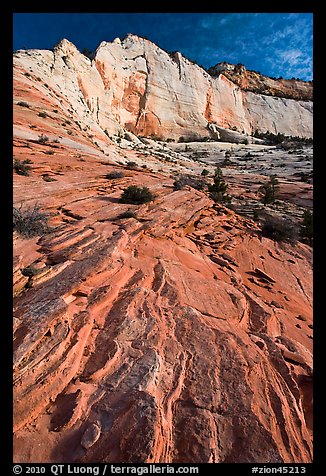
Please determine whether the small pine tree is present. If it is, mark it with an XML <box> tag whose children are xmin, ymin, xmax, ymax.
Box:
<box><xmin>201</xmin><ymin>169</ymin><xmax>209</xmax><ymax>177</ymax></box>
<box><xmin>259</xmin><ymin>182</ymin><xmax>274</xmax><ymax>205</ymax></box>
<box><xmin>270</xmin><ymin>175</ymin><xmax>279</xmax><ymax>197</ymax></box>
<box><xmin>208</xmin><ymin>166</ymin><xmax>231</xmax><ymax>203</ymax></box>
<box><xmin>259</xmin><ymin>175</ymin><xmax>279</xmax><ymax>205</ymax></box>
<box><xmin>300</xmin><ymin>209</ymin><xmax>313</xmax><ymax>244</ymax></box>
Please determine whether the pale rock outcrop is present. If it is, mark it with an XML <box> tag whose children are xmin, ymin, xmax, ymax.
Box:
<box><xmin>14</xmin><ymin>34</ymin><xmax>313</xmax><ymax>142</ymax></box>
<box><xmin>209</xmin><ymin>62</ymin><xmax>313</xmax><ymax>101</ymax></box>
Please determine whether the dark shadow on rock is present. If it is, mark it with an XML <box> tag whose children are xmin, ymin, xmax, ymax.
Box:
<box><xmin>50</xmin><ymin>424</ymin><xmax>87</xmax><ymax>462</ymax></box>
<box><xmin>96</xmin><ymin>196</ymin><xmax>121</xmax><ymax>203</ymax></box>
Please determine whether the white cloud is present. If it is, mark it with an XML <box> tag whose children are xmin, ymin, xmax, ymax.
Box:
<box><xmin>177</xmin><ymin>13</ymin><xmax>313</xmax><ymax>80</ymax></box>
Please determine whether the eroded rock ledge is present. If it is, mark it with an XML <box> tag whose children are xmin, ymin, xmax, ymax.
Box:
<box><xmin>13</xmin><ymin>184</ymin><xmax>313</xmax><ymax>463</ymax></box>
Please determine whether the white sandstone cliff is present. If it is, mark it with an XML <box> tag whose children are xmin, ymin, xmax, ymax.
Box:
<box><xmin>13</xmin><ymin>35</ymin><xmax>313</xmax><ymax>141</ymax></box>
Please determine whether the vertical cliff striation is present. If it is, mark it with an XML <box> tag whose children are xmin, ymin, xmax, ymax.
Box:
<box><xmin>14</xmin><ymin>34</ymin><xmax>313</xmax><ymax>142</ymax></box>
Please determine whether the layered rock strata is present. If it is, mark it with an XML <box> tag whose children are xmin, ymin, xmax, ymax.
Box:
<box><xmin>14</xmin><ymin>35</ymin><xmax>313</xmax><ymax>142</ymax></box>
<box><xmin>13</xmin><ymin>169</ymin><xmax>313</xmax><ymax>463</ymax></box>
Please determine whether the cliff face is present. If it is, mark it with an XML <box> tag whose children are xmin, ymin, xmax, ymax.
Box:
<box><xmin>13</xmin><ymin>35</ymin><xmax>313</xmax><ymax>141</ymax></box>
<box><xmin>209</xmin><ymin>62</ymin><xmax>313</xmax><ymax>101</ymax></box>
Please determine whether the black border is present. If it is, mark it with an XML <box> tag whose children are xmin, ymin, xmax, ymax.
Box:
<box><xmin>3</xmin><ymin>2</ymin><xmax>14</xmax><ymax>469</ymax></box>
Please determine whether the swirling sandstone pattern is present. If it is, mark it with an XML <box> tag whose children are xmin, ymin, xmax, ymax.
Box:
<box><xmin>13</xmin><ymin>178</ymin><xmax>313</xmax><ymax>462</ymax></box>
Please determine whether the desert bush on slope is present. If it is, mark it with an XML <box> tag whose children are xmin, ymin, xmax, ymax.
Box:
<box><xmin>13</xmin><ymin>204</ymin><xmax>50</xmax><ymax>238</ymax></box>
<box><xmin>120</xmin><ymin>186</ymin><xmax>154</xmax><ymax>204</ymax></box>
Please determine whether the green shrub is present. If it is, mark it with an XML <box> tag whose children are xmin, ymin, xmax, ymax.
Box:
<box><xmin>253</xmin><ymin>210</ymin><xmax>260</xmax><ymax>222</ymax></box>
<box><xmin>13</xmin><ymin>159</ymin><xmax>32</xmax><ymax>176</ymax></box>
<box><xmin>81</xmin><ymin>47</ymin><xmax>94</xmax><ymax>60</ymax></box>
<box><xmin>201</xmin><ymin>169</ymin><xmax>209</xmax><ymax>177</ymax></box>
<box><xmin>38</xmin><ymin>111</ymin><xmax>48</xmax><ymax>118</ymax></box>
<box><xmin>21</xmin><ymin>266</ymin><xmax>42</xmax><ymax>277</ymax></box>
<box><xmin>120</xmin><ymin>186</ymin><xmax>154</xmax><ymax>204</ymax></box>
<box><xmin>253</xmin><ymin>130</ymin><xmax>313</xmax><ymax>146</ymax></box>
<box><xmin>221</xmin><ymin>158</ymin><xmax>233</xmax><ymax>167</ymax></box>
<box><xmin>105</xmin><ymin>170</ymin><xmax>125</xmax><ymax>179</ymax></box>
<box><xmin>300</xmin><ymin>210</ymin><xmax>313</xmax><ymax>244</ymax></box>
<box><xmin>126</xmin><ymin>161</ymin><xmax>138</xmax><ymax>169</ymax></box>
<box><xmin>42</xmin><ymin>174</ymin><xmax>56</xmax><ymax>182</ymax></box>
<box><xmin>261</xmin><ymin>216</ymin><xmax>298</xmax><ymax>243</ymax></box>
<box><xmin>173</xmin><ymin>174</ymin><xmax>206</xmax><ymax>191</ymax></box>
<box><xmin>17</xmin><ymin>101</ymin><xmax>30</xmax><ymax>108</ymax></box>
<box><xmin>178</xmin><ymin>135</ymin><xmax>209</xmax><ymax>143</ymax></box>
<box><xmin>13</xmin><ymin>204</ymin><xmax>50</xmax><ymax>238</ymax></box>
<box><xmin>37</xmin><ymin>134</ymin><xmax>49</xmax><ymax>144</ymax></box>
<box><xmin>296</xmin><ymin>171</ymin><xmax>312</xmax><ymax>183</ymax></box>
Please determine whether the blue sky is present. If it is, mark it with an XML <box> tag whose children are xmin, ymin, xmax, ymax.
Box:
<box><xmin>13</xmin><ymin>13</ymin><xmax>313</xmax><ymax>81</ymax></box>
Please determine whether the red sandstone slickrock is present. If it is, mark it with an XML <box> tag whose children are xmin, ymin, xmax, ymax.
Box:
<box><xmin>13</xmin><ymin>35</ymin><xmax>313</xmax><ymax>464</ymax></box>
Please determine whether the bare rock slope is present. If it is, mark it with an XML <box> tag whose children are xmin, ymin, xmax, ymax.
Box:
<box><xmin>13</xmin><ymin>183</ymin><xmax>313</xmax><ymax>463</ymax></box>
<box><xmin>13</xmin><ymin>37</ymin><xmax>313</xmax><ymax>464</ymax></box>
